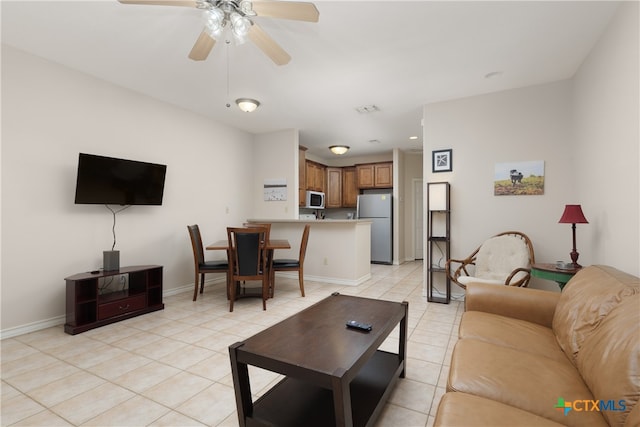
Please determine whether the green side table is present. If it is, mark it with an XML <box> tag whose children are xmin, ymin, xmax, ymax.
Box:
<box><xmin>531</xmin><ymin>263</ymin><xmax>581</xmax><ymax>291</ymax></box>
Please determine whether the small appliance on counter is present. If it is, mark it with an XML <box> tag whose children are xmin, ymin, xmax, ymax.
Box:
<box><xmin>305</xmin><ymin>190</ymin><xmax>325</xmax><ymax>209</ymax></box>
<box><xmin>299</xmin><ymin>213</ymin><xmax>316</xmax><ymax>220</ymax></box>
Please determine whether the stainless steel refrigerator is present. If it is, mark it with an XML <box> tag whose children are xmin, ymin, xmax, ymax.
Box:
<box><xmin>357</xmin><ymin>193</ymin><xmax>393</xmax><ymax>264</ymax></box>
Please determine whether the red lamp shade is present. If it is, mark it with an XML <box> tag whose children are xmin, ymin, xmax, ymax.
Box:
<box><xmin>558</xmin><ymin>204</ymin><xmax>589</xmax><ymax>224</ymax></box>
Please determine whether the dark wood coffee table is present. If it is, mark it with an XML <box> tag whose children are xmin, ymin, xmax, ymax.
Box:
<box><xmin>229</xmin><ymin>292</ymin><xmax>408</xmax><ymax>427</ymax></box>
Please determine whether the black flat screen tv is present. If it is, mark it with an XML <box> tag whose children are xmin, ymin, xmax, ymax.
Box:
<box><xmin>74</xmin><ymin>153</ymin><xmax>167</xmax><ymax>205</ymax></box>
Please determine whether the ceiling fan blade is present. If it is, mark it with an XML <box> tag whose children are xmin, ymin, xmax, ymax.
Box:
<box><xmin>248</xmin><ymin>23</ymin><xmax>291</xmax><ymax>65</ymax></box>
<box><xmin>117</xmin><ymin>0</ymin><xmax>197</xmax><ymax>7</ymax></box>
<box><xmin>252</xmin><ymin>1</ymin><xmax>319</xmax><ymax>22</ymax></box>
<box><xmin>189</xmin><ymin>31</ymin><xmax>216</xmax><ymax>61</ymax></box>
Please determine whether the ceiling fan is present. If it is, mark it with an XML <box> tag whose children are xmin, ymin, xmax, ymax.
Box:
<box><xmin>117</xmin><ymin>0</ymin><xmax>319</xmax><ymax>65</ymax></box>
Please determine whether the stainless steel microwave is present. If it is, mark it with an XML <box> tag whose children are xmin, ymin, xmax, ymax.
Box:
<box><xmin>305</xmin><ymin>190</ymin><xmax>325</xmax><ymax>209</ymax></box>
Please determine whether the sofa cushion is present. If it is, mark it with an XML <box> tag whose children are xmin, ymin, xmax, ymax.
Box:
<box><xmin>553</xmin><ymin>265</ymin><xmax>640</xmax><ymax>365</ymax></box>
<box><xmin>434</xmin><ymin>392</ymin><xmax>565</xmax><ymax>426</ymax></box>
<box><xmin>577</xmin><ymin>294</ymin><xmax>640</xmax><ymax>427</ymax></box>
<box><xmin>448</xmin><ymin>339</ymin><xmax>608</xmax><ymax>426</ymax></box>
<box><xmin>459</xmin><ymin>311</ymin><xmax>567</xmax><ymax>362</ymax></box>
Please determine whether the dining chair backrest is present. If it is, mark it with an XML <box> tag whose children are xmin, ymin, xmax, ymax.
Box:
<box><xmin>243</xmin><ymin>222</ymin><xmax>271</xmax><ymax>242</ymax></box>
<box><xmin>227</xmin><ymin>226</ymin><xmax>270</xmax><ymax>311</ymax></box>
<box><xmin>227</xmin><ymin>227</ymin><xmax>267</xmax><ymax>277</ymax></box>
<box><xmin>187</xmin><ymin>224</ymin><xmax>205</xmax><ymax>264</ymax></box>
<box><xmin>298</xmin><ymin>224</ymin><xmax>311</xmax><ymax>265</ymax></box>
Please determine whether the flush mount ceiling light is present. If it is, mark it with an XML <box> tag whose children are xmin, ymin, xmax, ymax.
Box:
<box><xmin>236</xmin><ymin>98</ymin><xmax>260</xmax><ymax>112</ymax></box>
<box><xmin>329</xmin><ymin>145</ymin><xmax>350</xmax><ymax>155</ymax></box>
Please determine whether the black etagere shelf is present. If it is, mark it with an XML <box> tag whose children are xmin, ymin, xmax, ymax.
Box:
<box><xmin>426</xmin><ymin>182</ymin><xmax>451</xmax><ymax>304</ymax></box>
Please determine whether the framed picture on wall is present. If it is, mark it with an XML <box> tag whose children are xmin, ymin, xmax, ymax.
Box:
<box><xmin>432</xmin><ymin>149</ymin><xmax>452</xmax><ymax>173</ymax></box>
<box><xmin>494</xmin><ymin>160</ymin><xmax>545</xmax><ymax>196</ymax></box>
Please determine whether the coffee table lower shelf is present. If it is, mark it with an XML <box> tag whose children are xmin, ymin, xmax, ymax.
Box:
<box><xmin>246</xmin><ymin>350</ymin><xmax>403</xmax><ymax>427</ymax></box>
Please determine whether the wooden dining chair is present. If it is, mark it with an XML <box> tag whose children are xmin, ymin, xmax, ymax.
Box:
<box><xmin>242</xmin><ymin>222</ymin><xmax>271</xmax><ymax>241</ymax></box>
<box><xmin>187</xmin><ymin>224</ymin><xmax>229</xmax><ymax>302</ymax></box>
<box><xmin>227</xmin><ymin>226</ymin><xmax>270</xmax><ymax>312</ymax></box>
<box><xmin>271</xmin><ymin>224</ymin><xmax>311</xmax><ymax>297</ymax></box>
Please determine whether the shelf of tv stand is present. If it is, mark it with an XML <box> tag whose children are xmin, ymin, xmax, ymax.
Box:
<box><xmin>64</xmin><ymin>265</ymin><xmax>164</xmax><ymax>335</ymax></box>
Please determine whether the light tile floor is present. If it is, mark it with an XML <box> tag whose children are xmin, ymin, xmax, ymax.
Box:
<box><xmin>1</xmin><ymin>261</ymin><xmax>464</xmax><ymax>426</ymax></box>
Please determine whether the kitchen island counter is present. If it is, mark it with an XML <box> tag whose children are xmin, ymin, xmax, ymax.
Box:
<box><xmin>246</xmin><ymin>219</ymin><xmax>371</xmax><ymax>285</ymax></box>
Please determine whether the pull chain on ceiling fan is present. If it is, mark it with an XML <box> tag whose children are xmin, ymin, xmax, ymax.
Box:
<box><xmin>117</xmin><ymin>0</ymin><xmax>319</xmax><ymax>65</ymax></box>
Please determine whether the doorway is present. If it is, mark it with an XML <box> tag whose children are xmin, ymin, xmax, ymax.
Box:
<box><xmin>413</xmin><ymin>178</ymin><xmax>424</xmax><ymax>259</ymax></box>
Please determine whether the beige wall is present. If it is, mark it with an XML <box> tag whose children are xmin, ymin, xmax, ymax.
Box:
<box><xmin>423</xmin><ymin>80</ymin><xmax>574</xmax><ymax>294</ymax></box>
<box><xmin>571</xmin><ymin>1</ymin><xmax>639</xmax><ymax>276</ymax></box>
<box><xmin>0</xmin><ymin>46</ymin><xmax>291</xmax><ymax>335</ymax></box>
<box><xmin>422</xmin><ymin>2</ymin><xmax>639</xmax><ymax>297</ymax></box>
<box><xmin>252</xmin><ymin>129</ymin><xmax>299</xmax><ymax>219</ymax></box>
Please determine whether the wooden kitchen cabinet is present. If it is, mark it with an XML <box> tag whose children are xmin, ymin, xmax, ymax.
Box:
<box><xmin>374</xmin><ymin>162</ymin><xmax>393</xmax><ymax>187</ymax></box>
<box><xmin>299</xmin><ymin>147</ymin><xmax>307</xmax><ymax>206</ymax></box>
<box><xmin>357</xmin><ymin>162</ymin><xmax>393</xmax><ymax>189</ymax></box>
<box><xmin>305</xmin><ymin>160</ymin><xmax>326</xmax><ymax>192</ymax></box>
<box><xmin>325</xmin><ymin>167</ymin><xmax>343</xmax><ymax>208</ymax></box>
<box><xmin>342</xmin><ymin>167</ymin><xmax>358</xmax><ymax>208</ymax></box>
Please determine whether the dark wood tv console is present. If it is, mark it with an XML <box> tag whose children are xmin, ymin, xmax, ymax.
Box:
<box><xmin>64</xmin><ymin>265</ymin><xmax>164</xmax><ymax>335</ymax></box>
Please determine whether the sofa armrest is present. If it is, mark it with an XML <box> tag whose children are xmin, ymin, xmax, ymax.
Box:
<box><xmin>465</xmin><ymin>282</ymin><xmax>560</xmax><ymax>327</ymax></box>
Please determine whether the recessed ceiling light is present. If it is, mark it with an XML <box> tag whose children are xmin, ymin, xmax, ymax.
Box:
<box><xmin>484</xmin><ymin>71</ymin><xmax>503</xmax><ymax>79</ymax></box>
<box><xmin>409</xmin><ymin>136</ymin><xmax>418</xmax><ymax>140</ymax></box>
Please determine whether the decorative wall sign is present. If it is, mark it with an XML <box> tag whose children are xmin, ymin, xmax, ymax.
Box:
<box><xmin>432</xmin><ymin>149</ymin><xmax>452</xmax><ymax>173</ymax></box>
<box><xmin>494</xmin><ymin>161</ymin><xmax>545</xmax><ymax>196</ymax></box>
<box><xmin>263</xmin><ymin>178</ymin><xmax>287</xmax><ymax>201</ymax></box>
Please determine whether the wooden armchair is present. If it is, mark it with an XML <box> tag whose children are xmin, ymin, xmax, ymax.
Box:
<box><xmin>446</xmin><ymin>231</ymin><xmax>535</xmax><ymax>289</ymax></box>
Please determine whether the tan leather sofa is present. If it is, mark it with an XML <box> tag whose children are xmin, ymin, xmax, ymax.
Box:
<box><xmin>434</xmin><ymin>265</ymin><xmax>639</xmax><ymax>427</ymax></box>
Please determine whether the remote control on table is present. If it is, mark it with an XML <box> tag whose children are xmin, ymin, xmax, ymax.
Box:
<box><xmin>346</xmin><ymin>320</ymin><xmax>372</xmax><ymax>331</ymax></box>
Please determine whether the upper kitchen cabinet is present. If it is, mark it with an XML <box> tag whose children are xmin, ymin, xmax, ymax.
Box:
<box><xmin>299</xmin><ymin>147</ymin><xmax>307</xmax><ymax>206</ymax></box>
<box><xmin>356</xmin><ymin>162</ymin><xmax>393</xmax><ymax>189</ymax></box>
<box><xmin>325</xmin><ymin>167</ymin><xmax>343</xmax><ymax>208</ymax></box>
<box><xmin>342</xmin><ymin>167</ymin><xmax>358</xmax><ymax>208</ymax></box>
<box><xmin>306</xmin><ymin>160</ymin><xmax>326</xmax><ymax>192</ymax></box>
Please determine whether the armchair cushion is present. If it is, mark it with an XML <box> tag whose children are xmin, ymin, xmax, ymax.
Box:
<box><xmin>473</xmin><ymin>234</ymin><xmax>530</xmax><ymax>283</ymax></box>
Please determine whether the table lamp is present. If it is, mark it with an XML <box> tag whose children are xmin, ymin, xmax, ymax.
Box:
<box><xmin>558</xmin><ymin>204</ymin><xmax>589</xmax><ymax>268</ymax></box>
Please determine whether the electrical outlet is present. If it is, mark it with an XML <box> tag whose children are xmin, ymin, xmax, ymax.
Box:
<box><xmin>324</xmin><ymin>257</ymin><xmax>328</xmax><ymax>265</ymax></box>
<box><xmin>225</xmin><ymin>206</ymin><xmax>229</xmax><ymax>214</ymax></box>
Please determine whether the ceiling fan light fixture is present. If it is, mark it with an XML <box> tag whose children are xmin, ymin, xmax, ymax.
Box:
<box><xmin>329</xmin><ymin>145</ymin><xmax>350</xmax><ymax>155</ymax></box>
<box><xmin>204</xmin><ymin>7</ymin><xmax>224</xmax><ymax>37</ymax></box>
<box><xmin>239</xmin><ymin>0</ymin><xmax>256</xmax><ymax>16</ymax></box>
<box><xmin>230</xmin><ymin>12</ymin><xmax>251</xmax><ymax>38</ymax></box>
<box><xmin>236</xmin><ymin>98</ymin><xmax>260</xmax><ymax>113</ymax></box>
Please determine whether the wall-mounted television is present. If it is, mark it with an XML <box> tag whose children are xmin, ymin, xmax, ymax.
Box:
<box><xmin>74</xmin><ymin>153</ymin><xmax>167</xmax><ymax>205</ymax></box>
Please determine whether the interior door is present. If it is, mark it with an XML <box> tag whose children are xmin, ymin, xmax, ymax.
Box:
<box><xmin>414</xmin><ymin>179</ymin><xmax>424</xmax><ymax>259</ymax></box>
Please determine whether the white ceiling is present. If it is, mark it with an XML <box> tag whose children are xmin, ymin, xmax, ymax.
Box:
<box><xmin>1</xmin><ymin>1</ymin><xmax>619</xmax><ymax>160</ymax></box>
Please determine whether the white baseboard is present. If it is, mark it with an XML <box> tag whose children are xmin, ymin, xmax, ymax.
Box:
<box><xmin>275</xmin><ymin>272</ymin><xmax>371</xmax><ymax>287</ymax></box>
<box><xmin>1</xmin><ymin>315</ymin><xmax>66</xmax><ymax>340</ymax></box>
<box><xmin>0</xmin><ymin>277</ymin><xmax>226</xmax><ymax>340</ymax></box>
